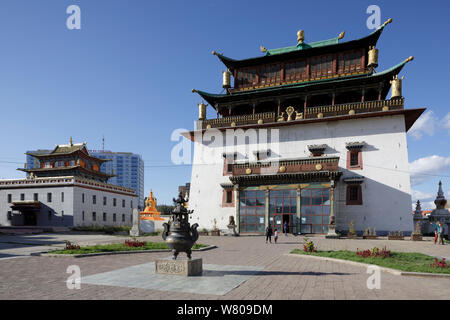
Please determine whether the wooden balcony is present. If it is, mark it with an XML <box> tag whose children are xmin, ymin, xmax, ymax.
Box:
<box><xmin>202</xmin><ymin>112</ymin><xmax>276</xmax><ymax>129</ymax></box>
<box><xmin>200</xmin><ymin>99</ymin><xmax>404</xmax><ymax>129</ymax></box>
<box><xmin>305</xmin><ymin>98</ymin><xmax>404</xmax><ymax>119</ymax></box>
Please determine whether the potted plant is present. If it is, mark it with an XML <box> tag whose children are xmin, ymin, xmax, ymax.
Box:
<box><xmin>388</xmin><ymin>231</ymin><xmax>404</xmax><ymax>240</ymax></box>
<box><xmin>411</xmin><ymin>222</ymin><xmax>423</xmax><ymax>241</ymax></box>
<box><xmin>362</xmin><ymin>227</ymin><xmax>378</xmax><ymax>240</ymax></box>
<box><xmin>347</xmin><ymin>221</ymin><xmax>357</xmax><ymax>239</ymax></box>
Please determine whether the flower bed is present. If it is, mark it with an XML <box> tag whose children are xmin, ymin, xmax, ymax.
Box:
<box><xmin>50</xmin><ymin>240</ymin><xmax>208</xmax><ymax>255</ymax></box>
<box><xmin>290</xmin><ymin>248</ymin><xmax>450</xmax><ymax>274</ymax></box>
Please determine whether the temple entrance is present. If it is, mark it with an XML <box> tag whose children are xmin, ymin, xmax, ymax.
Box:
<box><xmin>269</xmin><ymin>189</ymin><xmax>297</xmax><ymax>234</ymax></box>
<box><xmin>10</xmin><ymin>201</ymin><xmax>41</xmax><ymax>227</ymax></box>
<box><xmin>23</xmin><ymin>212</ymin><xmax>37</xmax><ymax>226</ymax></box>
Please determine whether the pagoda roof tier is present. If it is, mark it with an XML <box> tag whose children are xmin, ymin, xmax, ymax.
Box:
<box><xmin>18</xmin><ymin>166</ymin><xmax>116</xmax><ymax>179</ymax></box>
<box><xmin>193</xmin><ymin>58</ymin><xmax>411</xmax><ymax>108</ymax></box>
<box><xmin>26</xmin><ymin>142</ymin><xmax>110</xmax><ymax>163</ymax></box>
<box><xmin>213</xmin><ymin>19</ymin><xmax>392</xmax><ymax>71</ymax></box>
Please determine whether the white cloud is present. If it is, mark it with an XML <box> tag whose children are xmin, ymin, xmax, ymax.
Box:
<box><xmin>411</xmin><ymin>189</ymin><xmax>434</xmax><ymax>202</ymax></box>
<box><xmin>441</xmin><ymin>113</ymin><xmax>450</xmax><ymax>134</ymax></box>
<box><xmin>409</xmin><ymin>155</ymin><xmax>450</xmax><ymax>186</ymax></box>
<box><xmin>408</xmin><ymin>111</ymin><xmax>438</xmax><ymax>139</ymax></box>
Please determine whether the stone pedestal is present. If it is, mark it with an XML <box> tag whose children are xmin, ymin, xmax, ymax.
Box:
<box><xmin>155</xmin><ymin>258</ymin><xmax>202</xmax><ymax>276</ymax></box>
<box><xmin>226</xmin><ymin>224</ymin><xmax>239</xmax><ymax>236</ymax></box>
<box><xmin>129</xmin><ymin>209</ymin><xmax>141</xmax><ymax>237</ymax></box>
<box><xmin>325</xmin><ymin>224</ymin><xmax>340</xmax><ymax>239</ymax></box>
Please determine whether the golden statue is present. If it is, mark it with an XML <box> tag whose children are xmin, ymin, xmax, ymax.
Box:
<box><xmin>140</xmin><ymin>190</ymin><xmax>164</xmax><ymax>221</ymax></box>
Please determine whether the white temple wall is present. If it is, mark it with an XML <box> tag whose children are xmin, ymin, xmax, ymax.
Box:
<box><xmin>189</xmin><ymin>114</ymin><xmax>413</xmax><ymax>234</ymax></box>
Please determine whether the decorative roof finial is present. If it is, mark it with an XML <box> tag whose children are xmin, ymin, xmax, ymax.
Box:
<box><xmin>381</xmin><ymin>18</ymin><xmax>393</xmax><ymax>28</ymax></box>
<box><xmin>260</xmin><ymin>45</ymin><xmax>267</xmax><ymax>53</ymax></box>
<box><xmin>297</xmin><ymin>30</ymin><xmax>305</xmax><ymax>44</ymax></box>
<box><xmin>69</xmin><ymin>137</ymin><xmax>73</xmax><ymax>146</ymax></box>
<box><xmin>338</xmin><ymin>31</ymin><xmax>345</xmax><ymax>40</ymax></box>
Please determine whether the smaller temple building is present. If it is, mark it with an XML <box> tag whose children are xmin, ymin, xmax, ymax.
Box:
<box><xmin>0</xmin><ymin>140</ymin><xmax>138</xmax><ymax>227</ymax></box>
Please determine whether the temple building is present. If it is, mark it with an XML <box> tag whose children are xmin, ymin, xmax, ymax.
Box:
<box><xmin>184</xmin><ymin>19</ymin><xmax>425</xmax><ymax>235</ymax></box>
<box><xmin>0</xmin><ymin>140</ymin><xmax>137</xmax><ymax>227</ymax></box>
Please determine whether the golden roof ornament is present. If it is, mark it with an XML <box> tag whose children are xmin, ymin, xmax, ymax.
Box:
<box><xmin>338</xmin><ymin>31</ymin><xmax>345</xmax><ymax>40</ymax></box>
<box><xmin>260</xmin><ymin>45</ymin><xmax>267</xmax><ymax>53</ymax></box>
<box><xmin>297</xmin><ymin>30</ymin><xmax>305</xmax><ymax>44</ymax></box>
<box><xmin>69</xmin><ymin>137</ymin><xmax>73</xmax><ymax>146</ymax></box>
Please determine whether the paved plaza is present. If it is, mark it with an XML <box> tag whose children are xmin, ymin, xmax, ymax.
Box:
<box><xmin>0</xmin><ymin>233</ymin><xmax>450</xmax><ymax>300</ymax></box>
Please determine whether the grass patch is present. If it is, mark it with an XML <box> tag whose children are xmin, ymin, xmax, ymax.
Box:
<box><xmin>71</xmin><ymin>226</ymin><xmax>131</xmax><ymax>234</ymax></box>
<box><xmin>50</xmin><ymin>242</ymin><xmax>209</xmax><ymax>255</ymax></box>
<box><xmin>291</xmin><ymin>249</ymin><xmax>450</xmax><ymax>274</ymax></box>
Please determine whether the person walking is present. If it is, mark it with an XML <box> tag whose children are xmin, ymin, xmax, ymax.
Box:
<box><xmin>284</xmin><ymin>221</ymin><xmax>288</xmax><ymax>236</ymax></box>
<box><xmin>430</xmin><ymin>221</ymin><xmax>445</xmax><ymax>245</ymax></box>
<box><xmin>265</xmin><ymin>225</ymin><xmax>273</xmax><ymax>244</ymax></box>
<box><xmin>274</xmin><ymin>228</ymin><xmax>278</xmax><ymax>244</ymax></box>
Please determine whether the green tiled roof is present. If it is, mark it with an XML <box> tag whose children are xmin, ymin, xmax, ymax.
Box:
<box><xmin>265</xmin><ymin>37</ymin><xmax>340</xmax><ymax>56</ymax></box>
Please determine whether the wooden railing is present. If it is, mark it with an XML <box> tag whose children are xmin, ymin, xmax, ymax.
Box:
<box><xmin>305</xmin><ymin>98</ymin><xmax>404</xmax><ymax>119</ymax></box>
<box><xmin>200</xmin><ymin>99</ymin><xmax>404</xmax><ymax>129</ymax></box>
<box><xmin>202</xmin><ymin>112</ymin><xmax>276</xmax><ymax>129</ymax></box>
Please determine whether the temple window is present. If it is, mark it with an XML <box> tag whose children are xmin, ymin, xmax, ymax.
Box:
<box><xmin>338</xmin><ymin>50</ymin><xmax>362</xmax><ymax>74</ymax></box>
<box><xmin>113</xmin><ymin>198</ymin><xmax>117</xmax><ymax>206</ymax></box>
<box><xmin>285</xmin><ymin>60</ymin><xmax>306</xmax><ymax>81</ymax></box>
<box><xmin>93</xmin><ymin>195</ymin><xmax>96</xmax><ymax>204</ymax></box>
<box><xmin>122</xmin><ymin>199</ymin><xmax>125</xmax><ymax>208</ymax></box>
<box><xmin>113</xmin><ymin>213</ymin><xmax>116</xmax><ymax>222</ymax></box>
<box><xmin>47</xmin><ymin>193</ymin><xmax>52</xmax><ymax>203</ymax></box>
<box><xmin>7</xmin><ymin>211</ymin><xmax>12</xmax><ymax>221</ymax></box>
<box><xmin>347</xmin><ymin>150</ymin><xmax>363</xmax><ymax>170</ymax></box>
<box><xmin>103</xmin><ymin>212</ymin><xmax>107</xmax><ymax>222</ymax></box>
<box><xmin>310</xmin><ymin>55</ymin><xmax>333</xmax><ymax>78</ymax></box>
<box><xmin>222</xmin><ymin>188</ymin><xmax>235</xmax><ymax>207</ymax></box>
<box><xmin>346</xmin><ymin>142</ymin><xmax>365</xmax><ymax>170</ymax></box>
<box><xmin>346</xmin><ymin>185</ymin><xmax>362</xmax><ymax>205</ymax></box>
<box><xmin>92</xmin><ymin>212</ymin><xmax>96</xmax><ymax>221</ymax></box>
<box><xmin>7</xmin><ymin>194</ymin><xmax>11</xmax><ymax>203</ymax></box>
<box><xmin>122</xmin><ymin>214</ymin><xmax>125</xmax><ymax>222</ymax></box>
<box><xmin>103</xmin><ymin>196</ymin><xmax>107</xmax><ymax>206</ymax></box>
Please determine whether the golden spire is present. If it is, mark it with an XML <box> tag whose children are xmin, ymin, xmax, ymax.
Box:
<box><xmin>69</xmin><ymin>137</ymin><xmax>73</xmax><ymax>146</ymax></box>
<box><xmin>338</xmin><ymin>31</ymin><xmax>345</xmax><ymax>39</ymax></box>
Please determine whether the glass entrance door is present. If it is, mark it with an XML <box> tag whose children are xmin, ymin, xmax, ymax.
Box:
<box><xmin>269</xmin><ymin>189</ymin><xmax>297</xmax><ymax>234</ymax></box>
<box><xmin>300</xmin><ymin>188</ymin><xmax>330</xmax><ymax>234</ymax></box>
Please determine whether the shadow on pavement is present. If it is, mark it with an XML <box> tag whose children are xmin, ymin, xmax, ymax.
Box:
<box><xmin>203</xmin><ymin>270</ymin><xmax>354</xmax><ymax>277</ymax></box>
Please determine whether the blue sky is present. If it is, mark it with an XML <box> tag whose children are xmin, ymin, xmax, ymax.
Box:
<box><xmin>0</xmin><ymin>0</ymin><xmax>449</xmax><ymax>207</ymax></box>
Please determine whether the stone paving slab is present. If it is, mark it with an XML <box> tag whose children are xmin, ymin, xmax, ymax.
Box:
<box><xmin>1</xmin><ymin>234</ymin><xmax>450</xmax><ymax>300</ymax></box>
<box><xmin>82</xmin><ymin>262</ymin><xmax>263</xmax><ymax>295</ymax></box>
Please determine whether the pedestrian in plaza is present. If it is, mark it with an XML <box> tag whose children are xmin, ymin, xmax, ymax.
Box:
<box><xmin>284</xmin><ymin>221</ymin><xmax>288</xmax><ymax>236</ymax></box>
<box><xmin>274</xmin><ymin>228</ymin><xmax>278</xmax><ymax>244</ymax></box>
<box><xmin>265</xmin><ymin>225</ymin><xmax>273</xmax><ymax>244</ymax></box>
<box><xmin>430</xmin><ymin>221</ymin><xmax>445</xmax><ymax>245</ymax></box>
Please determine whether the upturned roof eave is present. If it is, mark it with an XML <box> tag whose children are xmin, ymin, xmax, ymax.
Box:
<box><xmin>195</xmin><ymin>59</ymin><xmax>408</xmax><ymax>106</ymax></box>
<box><xmin>214</xmin><ymin>24</ymin><xmax>387</xmax><ymax>71</ymax></box>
